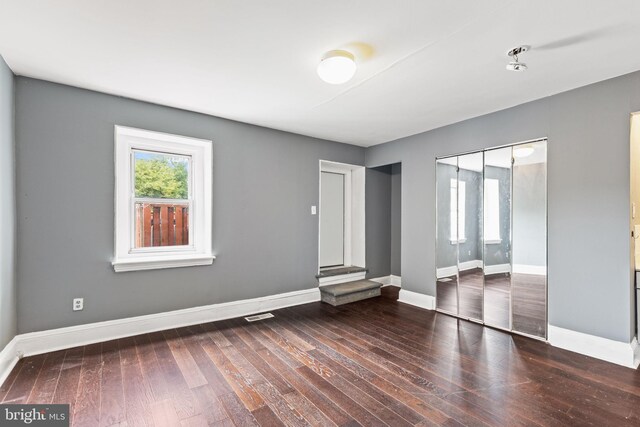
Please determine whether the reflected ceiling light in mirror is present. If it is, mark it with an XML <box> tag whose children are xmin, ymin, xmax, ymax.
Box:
<box><xmin>317</xmin><ymin>50</ymin><xmax>356</xmax><ymax>84</ymax></box>
<box><xmin>513</xmin><ymin>145</ymin><xmax>534</xmax><ymax>158</ymax></box>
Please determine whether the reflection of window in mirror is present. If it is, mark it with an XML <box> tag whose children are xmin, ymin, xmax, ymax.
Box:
<box><xmin>484</xmin><ymin>178</ymin><xmax>501</xmax><ymax>244</ymax></box>
<box><xmin>450</xmin><ymin>179</ymin><xmax>466</xmax><ymax>243</ymax></box>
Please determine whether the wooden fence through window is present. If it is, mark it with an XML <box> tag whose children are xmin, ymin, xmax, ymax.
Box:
<box><xmin>135</xmin><ymin>204</ymin><xmax>189</xmax><ymax>247</ymax></box>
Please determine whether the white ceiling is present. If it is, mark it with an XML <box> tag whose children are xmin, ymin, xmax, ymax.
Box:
<box><xmin>2</xmin><ymin>1</ymin><xmax>640</xmax><ymax>147</ymax></box>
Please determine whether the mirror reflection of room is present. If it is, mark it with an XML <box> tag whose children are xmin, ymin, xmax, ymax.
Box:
<box><xmin>435</xmin><ymin>140</ymin><xmax>547</xmax><ymax>339</ymax></box>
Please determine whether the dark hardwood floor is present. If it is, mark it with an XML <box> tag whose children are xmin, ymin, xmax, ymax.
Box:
<box><xmin>2</xmin><ymin>287</ymin><xmax>640</xmax><ymax>426</ymax></box>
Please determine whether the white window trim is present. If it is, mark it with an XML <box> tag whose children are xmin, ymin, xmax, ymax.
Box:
<box><xmin>112</xmin><ymin>126</ymin><xmax>214</xmax><ymax>272</ymax></box>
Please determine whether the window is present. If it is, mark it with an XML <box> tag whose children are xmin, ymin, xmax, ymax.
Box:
<box><xmin>113</xmin><ymin>126</ymin><xmax>213</xmax><ymax>272</ymax></box>
<box><xmin>484</xmin><ymin>178</ymin><xmax>501</xmax><ymax>243</ymax></box>
<box><xmin>450</xmin><ymin>178</ymin><xmax>466</xmax><ymax>243</ymax></box>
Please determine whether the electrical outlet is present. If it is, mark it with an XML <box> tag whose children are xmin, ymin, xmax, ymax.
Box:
<box><xmin>311</xmin><ymin>205</ymin><xmax>317</xmax><ymax>215</ymax></box>
<box><xmin>73</xmin><ymin>298</ymin><xmax>84</xmax><ymax>311</ymax></box>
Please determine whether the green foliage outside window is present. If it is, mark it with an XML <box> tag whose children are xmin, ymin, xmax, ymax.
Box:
<box><xmin>134</xmin><ymin>153</ymin><xmax>189</xmax><ymax>199</ymax></box>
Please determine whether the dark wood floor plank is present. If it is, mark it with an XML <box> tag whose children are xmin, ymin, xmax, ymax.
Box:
<box><xmin>218</xmin><ymin>391</ymin><xmax>260</xmax><ymax>426</ymax></box>
<box><xmin>0</xmin><ymin>359</ymin><xmax>24</xmax><ymax>402</ymax></box>
<box><xmin>99</xmin><ymin>340</ymin><xmax>126</xmax><ymax>427</ymax></box>
<box><xmin>273</xmin><ymin>313</ymin><xmax>459</xmax><ymax>420</ymax></box>
<box><xmin>73</xmin><ymin>343</ymin><xmax>103</xmax><ymax>427</ymax></box>
<box><xmin>200</xmin><ymin>334</ymin><xmax>265</xmax><ymax>412</ymax></box>
<box><xmin>2</xmin><ymin>354</ymin><xmax>46</xmax><ymax>403</ymax></box>
<box><xmin>251</xmin><ymin>404</ymin><xmax>285</xmax><ymax>427</ymax></box>
<box><xmin>284</xmin><ymin>306</ymin><xmax>495</xmax><ymax>391</ymax></box>
<box><xmin>219</xmin><ymin>319</ymin><xmax>295</xmax><ymax>395</ymax></box>
<box><xmin>5</xmin><ymin>287</ymin><xmax>640</xmax><ymax>427</ymax></box>
<box><xmin>296</xmin><ymin>365</ymin><xmax>386</xmax><ymax>427</ymax></box>
<box><xmin>282</xmin><ymin>390</ymin><xmax>337</xmax><ymax>427</ymax></box>
<box><xmin>52</xmin><ymin>346</ymin><xmax>85</xmax><ymax>414</ymax></box>
<box><xmin>162</xmin><ymin>328</ymin><xmax>208</xmax><ymax>389</ymax></box>
<box><xmin>180</xmin><ymin>413</ymin><xmax>209</xmax><ymax>427</ymax></box>
<box><xmin>240</xmin><ymin>323</ymin><xmax>356</xmax><ymax>426</ymax></box>
<box><xmin>150</xmin><ymin>399</ymin><xmax>181</xmax><ymax>426</ymax></box>
<box><xmin>253</xmin><ymin>381</ymin><xmax>309</xmax><ymax>427</ymax></box>
<box><xmin>307</xmin><ymin>348</ymin><xmax>424</xmax><ymax>425</ymax></box>
<box><xmin>134</xmin><ymin>333</ymin><xmax>170</xmax><ymax>402</ymax></box>
<box><xmin>119</xmin><ymin>337</ymin><xmax>156</xmax><ymax>426</ymax></box>
<box><xmin>190</xmin><ymin>385</ymin><xmax>230</xmax><ymax>425</ymax></box>
<box><xmin>26</xmin><ymin>350</ymin><xmax>66</xmax><ymax>404</ymax></box>
<box><xmin>177</xmin><ymin>325</ymin><xmax>234</xmax><ymax>398</ymax></box>
<box><xmin>149</xmin><ymin>331</ymin><xmax>202</xmax><ymax>420</ymax></box>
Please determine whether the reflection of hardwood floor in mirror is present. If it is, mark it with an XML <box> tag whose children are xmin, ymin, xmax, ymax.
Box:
<box><xmin>458</xmin><ymin>268</ymin><xmax>483</xmax><ymax>320</ymax></box>
<box><xmin>512</xmin><ymin>273</ymin><xmax>547</xmax><ymax>337</ymax></box>
<box><xmin>436</xmin><ymin>278</ymin><xmax>458</xmax><ymax>313</ymax></box>
<box><xmin>484</xmin><ymin>273</ymin><xmax>511</xmax><ymax>330</ymax></box>
<box><xmin>437</xmin><ymin>270</ymin><xmax>546</xmax><ymax>338</ymax></box>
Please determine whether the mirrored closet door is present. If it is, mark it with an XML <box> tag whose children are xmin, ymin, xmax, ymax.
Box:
<box><xmin>435</xmin><ymin>140</ymin><xmax>547</xmax><ymax>339</ymax></box>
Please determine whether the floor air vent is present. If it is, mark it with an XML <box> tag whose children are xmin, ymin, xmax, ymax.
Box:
<box><xmin>245</xmin><ymin>313</ymin><xmax>274</xmax><ymax>322</ymax></box>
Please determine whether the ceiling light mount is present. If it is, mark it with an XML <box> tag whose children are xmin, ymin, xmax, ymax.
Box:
<box><xmin>317</xmin><ymin>50</ymin><xmax>357</xmax><ymax>84</ymax></box>
<box><xmin>506</xmin><ymin>45</ymin><xmax>530</xmax><ymax>72</ymax></box>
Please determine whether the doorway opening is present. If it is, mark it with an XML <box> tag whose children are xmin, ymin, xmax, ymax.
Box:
<box><xmin>318</xmin><ymin>160</ymin><xmax>365</xmax><ymax>285</ymax></box>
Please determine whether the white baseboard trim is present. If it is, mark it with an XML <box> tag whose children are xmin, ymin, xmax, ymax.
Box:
<box><xmin>436</xmin><ymin>265</ymin><xmax>457</xmax><ymax>279</ymax></box>
<box><xmin>512</xmin><ymin>264</ymin><xmax>547</xmax><ymax>275</ymax></box>
<box><xmin>370</xmin><ymin>275</ymin><xmax>401</xmax><ymax>287</ymax></box>
<box><xmin>484</xmin><ymin>263</ymin><xmax>511</xmax><ymax>275</ymax></box>
<box><xmin>459</xmin><ymin>260</ymin><xmax>483</xmax><ymax>271</ymax></box>
<box><xmin>318</xmin><ymin>272</ymin><xmax>366</xmax><ymax>286</ymax></box>
<box><xmin>437</xmin><ymin>262</ymin><xmax>546</xmax><ymax>277</ymax></box>
<box><xmin>398</xmin><ymin>289</ymin><xmax>435</xmax><ymax>310</ymax></box>
<box><xmin>437</xmin><ymin>260</ymin><xmax>482</xmax><ymax>278</ymax></box>
<box><xmin>548</xmin><ymin>325</ymin><xmax>640</xmax><ymax>369</ymax></box>
<box><xmin>0</xmin><ymin>337</ymin><xmax>19</xmax><ymax>387</ymax></box>
<box><xmin>5</xmin><ymin>287</ymin><xmax>320</xmax><ymax>368</ymax></box>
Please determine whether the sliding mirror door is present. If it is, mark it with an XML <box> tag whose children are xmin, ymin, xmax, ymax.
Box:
<box><xmin>436</xmin><ymin>158</ymin><xmax>459</xmax><ymax>314</ymax></box>
<box><xmin>511</xmin><ymin>141</ymin><xmax>547</xmax><ymax>338</ymax></box>
<box><xmin>457</xmin><ymin>152</ymin><xmax>484</xmax><ymax>321</ymax></box>
<box><xmin>435</xmin><ymin>139</ymin><xmax>547</xmax><ymax>339</ymax></box>
<box><xmin>483</xmin><ymin>147</ymin><xmax>512</xmax><ymax>330</ymax></box>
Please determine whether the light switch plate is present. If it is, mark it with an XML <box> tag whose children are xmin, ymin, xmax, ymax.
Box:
<box><xmin>311</xmin><ymin>205</ymin><xmax>317</xmax><ymax>215</ymax></box>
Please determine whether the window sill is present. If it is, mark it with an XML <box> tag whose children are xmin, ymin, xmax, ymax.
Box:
<box><xmin>450</xmin><ymin>238</ymin><xmax>467</xmax><ymax>244</ymax></box>
<box><xmin>485</xmin><ymin>239</ymin><xmax>502</xmax><ymax>245</ymax></box>
<box><xmin>112</xmin><ymin>253</ymin><xmax>215</xmax><ymax>272</ymax></box>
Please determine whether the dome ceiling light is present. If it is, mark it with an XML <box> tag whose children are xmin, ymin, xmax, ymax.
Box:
<box><xmin>506</xmin><ymin>45</ymin><xmax>530</xmax><ymax>72</ymax></box>
<box><xmin>317</xmin><ymin>50</ymin><xmax>357</xmax><ymax>84</ymax></box>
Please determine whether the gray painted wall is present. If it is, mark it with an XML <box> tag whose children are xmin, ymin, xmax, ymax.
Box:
<box><xmin>367</xmin><ymin>70</ymin><xmax>640</xmax><ymax>343</ymax></box>
<box><xmin>15</xmin><ymin>77</ymin><xmax>366</xmax><ymax>333</ymax></box>
<box><xmin>366</xmin><ymin>166</ymin><xmax>392</xmax><ymax>278</ymax></box>
<box><xmin>391</xmin><ymin>164</ymin><xmax>401</xmax><ymax>276</ymax></box>
<box><xmin>0</xmin><ymin>56</ymin><xmax>16</xmax><ymax>349</ymax></box>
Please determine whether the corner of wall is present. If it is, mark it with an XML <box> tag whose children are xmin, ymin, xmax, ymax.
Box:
<box><xmin>0</xmin><ymin>54</ymin><xmax>18</xmax><ymax>354</ymax></box>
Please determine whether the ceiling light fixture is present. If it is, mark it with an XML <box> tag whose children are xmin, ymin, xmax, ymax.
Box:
<box><xmin>506</xmin><ymin>45</ymin><xmax>530</xmax><ymax>72</ymax></box>
<box><xmin>317</xmin><ymin>50</ymin><xmax>356</xmax><ymax>84</ymax></box>
<box><xmin>513</xmin><ymin>145</ymin><xmax>534</xmax><ymax>158</ymax></box>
